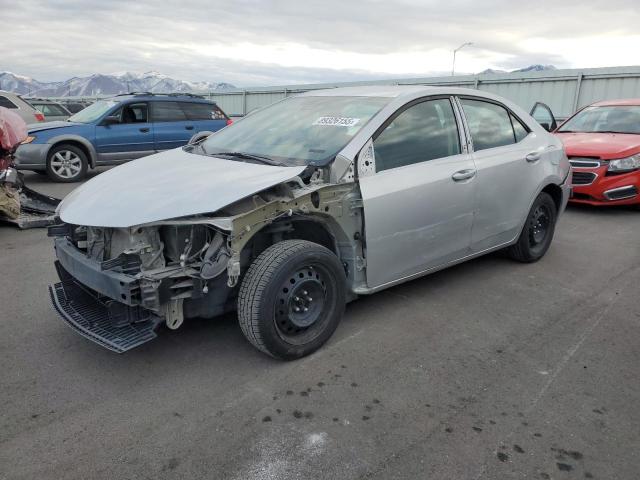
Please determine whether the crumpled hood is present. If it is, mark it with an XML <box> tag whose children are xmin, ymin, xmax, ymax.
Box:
<box><xmin>27</xmin><ymin>121</ymin><xmax>80</xmax><ymax>133</ymax></box>
<box><xmin>555</xmin><ymin>132</ymin><xmax>640</xmax><ymax>159</ymax></box>
<box><xmin>59</xmin><ymin>149</ymin><xmax>306</xmax><ymax>228</ymax></box>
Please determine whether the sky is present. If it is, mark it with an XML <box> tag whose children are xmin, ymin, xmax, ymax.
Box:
<box><xmin>2</xmin><ymin>0</ymin><xmax>640</xmax><ymax>86</ymax></box>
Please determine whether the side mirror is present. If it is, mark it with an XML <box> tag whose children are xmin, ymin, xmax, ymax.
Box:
<box><xmin>188</xmin><ymin>131</ymin><xmax>214</xmax><ymax>145</ymax></box>
<box><xmin>103</xmin><ymin>115</ymin><xmax>120</xmax><ymax>125</ymax></box>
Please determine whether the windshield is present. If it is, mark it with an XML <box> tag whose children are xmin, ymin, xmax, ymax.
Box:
<box><xmin>558</xmin><ymin>105</ymin><xmax>640</xmax><ymax>134</ymax></box>
<box><xmin>68</xmin><ymin>100</ymin><xmax>119</xmax><ymax>123</ymax></box>
<box><xmin>200</xmin><ymin>95</ymin><xmax>389</xmax><ymax>165</ymax></box>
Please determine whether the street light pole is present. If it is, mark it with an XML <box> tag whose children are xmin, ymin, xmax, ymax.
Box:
<box><xmin>452</xmin><ymin>42</ymin><xmax>473</xmax><ymax>76</ymax></box>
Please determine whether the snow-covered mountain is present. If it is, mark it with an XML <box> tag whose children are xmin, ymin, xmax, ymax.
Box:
<box><xmin>479</xmin><ymin>65</ymin><xmax>557</xmax><ymax>75</ymax></box>
<box><xmin>0</xmin><ymin>71</ymin><xmax>235</xmax><ymax>97</ymax></box>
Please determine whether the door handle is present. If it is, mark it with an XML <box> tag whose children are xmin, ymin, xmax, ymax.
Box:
<box><xmin>525</xmin><ymin>152</ymin><xmax>541</xmax><ymax>162</ymax></box>
<box><xmin>185</xmin><ymin>125</ymin><xmax>194</xmax><ymax>130</ymax></box>
<box><xmin>139</xmin><ymin>127</ymin><xmax>150</xmax><ymax>133</ymax></box>
<box><xmin>451</xmin><ymin>169</ymin><xmax>476</xmax><ymax>181</ymax></box>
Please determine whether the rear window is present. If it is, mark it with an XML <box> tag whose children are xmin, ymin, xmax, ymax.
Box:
<box><xmin>0</xmin><ymin>96</ymin><xmax>18</xmax><ymax>109</ymax></box>
<box><xmin>36</xmin><ymin>103</ymin><xmax>68</xmax><ymax>116</ymax></box>
<box><xmin>152</xmin><ymin>102</ymin><xmax>187</xmax><ymax>122</ymax></box>
<box><xmin>180</xmin><ymin>102</ymin><xmax>227</xmax><ymax>121</ymax></box>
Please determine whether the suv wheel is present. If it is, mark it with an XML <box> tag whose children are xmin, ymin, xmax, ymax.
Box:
<box><xmin>237</xmin><ymin>240</ymin><xmax>347</xmax><ymax>360</ymax></box>
<box><xmin>46</xmin><ymin>144</ymin><xmax>88</xmax><ymax>182</ymax></box>
<box><xmin>508</xmin><ymin>192</ymin><xmax>557</xmax><ymax>262</ymax></box>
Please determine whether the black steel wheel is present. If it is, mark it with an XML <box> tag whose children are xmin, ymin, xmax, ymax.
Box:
<box><xmin>508</xmin><ymin>192</ymin><xmax>557</xmax><ymax>262</ymax></box>
<box><xmin>238</xmin><ymin>240</ymin><xmax>346</xmax><ymax>360</ymax></box>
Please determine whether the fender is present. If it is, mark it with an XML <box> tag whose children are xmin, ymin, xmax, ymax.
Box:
<box><xmin>46</xmin><ymin>134</ymin><xmax>98</xmax><ymax>168</ymax></box>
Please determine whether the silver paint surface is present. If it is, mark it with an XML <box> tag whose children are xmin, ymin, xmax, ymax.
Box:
<box><xmin>58</xmin><ymin>148</ymin><xmax>306</xmax><ymax>227</ymax></box>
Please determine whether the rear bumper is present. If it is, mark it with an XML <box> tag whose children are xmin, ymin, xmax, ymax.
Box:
<box><xmin>49</xmin><ymin>262</ymin><xmax>162</xmax><ymax>353</ymax></box>
<box><xmin>570</xmin><ymin>168</ymin><xmax>640</xmax><ymax>206</ymax></box>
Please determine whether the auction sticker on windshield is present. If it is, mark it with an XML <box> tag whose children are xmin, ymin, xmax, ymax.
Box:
<box><xmin>313</xmin><ymin>116</ymin><xmax>360</xmax><ymax>127</ymax></box>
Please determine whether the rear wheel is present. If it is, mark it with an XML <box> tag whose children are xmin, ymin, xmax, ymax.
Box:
<box><xmin>46</xmin><ymin>144</ymin><xmax>88</xmax><ymax>182</ymax></box>
<box><xmin>237</xmin><ymin>240</ymin><xmax>346</xmax><ymax>360</ymax></box>
<box><xmin>508</xmin><ymin>192</ymin><xmax>557</xmax><ymax>262</ymax></box>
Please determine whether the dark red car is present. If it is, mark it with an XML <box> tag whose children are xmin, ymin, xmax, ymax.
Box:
<box><xmin>539</xmin><ymin>99</ymin><xmax>640</xmax><ymax>206</ymax></box>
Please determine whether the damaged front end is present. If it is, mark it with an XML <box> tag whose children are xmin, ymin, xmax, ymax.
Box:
<box><xmin>48</xmin><ymin>221</ymin><xmax>235</xmax><ymax>352</ymax></box>
<box><xmin>48</xmin><ymin>178</ymin><xmax>362</xmax><ymax>353</ymax></box>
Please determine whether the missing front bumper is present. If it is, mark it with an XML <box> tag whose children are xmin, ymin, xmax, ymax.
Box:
<box><xmin>49</xmin><ymin>265</ymin><xmax>162</xmax><ymax>353</ymax></box>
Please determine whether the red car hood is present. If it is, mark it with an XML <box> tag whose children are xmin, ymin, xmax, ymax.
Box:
<box><xmin>555</xmin><ymin>132</ymin><xmax>640</xmax><ymax>160</ymax></box>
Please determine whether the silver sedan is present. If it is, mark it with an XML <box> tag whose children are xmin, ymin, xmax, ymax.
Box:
<box><xmin>49</xmin><ymin>85</ymin><xmax>571</xmax><ymax>359</ymax></box>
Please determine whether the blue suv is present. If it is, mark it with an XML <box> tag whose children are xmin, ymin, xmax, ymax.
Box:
<box><xmin>15</xmin><ymin>93</ymin><xmax>231</xmax><ymax>182</ymax></box>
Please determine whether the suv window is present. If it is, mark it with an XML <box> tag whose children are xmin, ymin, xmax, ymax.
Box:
<box><xmin>0</xmin><ymin>96</ymin><xmax>18</xmax><ymax>109</ymax></box>
<box><xmin>460</xmin><ymin>98</ymin><xmax>520</xmax><ymax>151</ymax></box>
<box><xmin>180</xmin><ymin>102</ymin><xmax>227</xmax><ymax>121</ymax></box>
<box><xmin>112</xmin><ymin>103</ymin><xmax>148</xmax><ymax>124</ymax></box>
<box><xmin>152</xmin><ymin>101</ymin><xmax>187</xmax><ymax>122</ymax></box>
<box><xmin>373</xmin><ymin>98</ymin><xmax>461</xmax><ymax>172</ymax></box>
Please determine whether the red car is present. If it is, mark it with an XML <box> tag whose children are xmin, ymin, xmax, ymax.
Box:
<box><xmin>540</xmin><ymin>99</ymin><xmax>640</xmax><ymax>206</ymax></box>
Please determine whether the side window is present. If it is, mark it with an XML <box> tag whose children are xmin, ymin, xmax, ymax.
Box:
<box><xmin>460</xmin><ymin>99</ymin><xmax>516</xmax><ymax>151</ymax></box>
<box><xmin>373</xmin><ymin>98</ymin><xmax>461</xmax><ymax>172</ymax></box>
<box><xmin>152</xmin><ymin>101</ymin><xmax>187</xmax><ymax>122</ymax></box>
<box><xmin>115</xmin><ymin>103</ymin><xmax>148</xmax><ymax>124</ymax></box>
<box><xmin>0</xmin><ymin>96</ymin><xmax>18</xmax><ymax>109</ymax></box>
<box><xmin>48</xmin><ymin>104</ymin><xmax>69</xmax><ymax>116</ymax></box>
<box><xmin>511</xmin><ymin>114</ymin><xmax>529</xmax><ymax>142</ymax></box>
<box><xmin>180</xmin><ymin>102</ymin><xmax>226</xmax><ymax>121</ymax></box>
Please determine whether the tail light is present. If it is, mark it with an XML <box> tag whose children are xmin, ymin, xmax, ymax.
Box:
<box><xmin>34</xmin><ymin>111</ymin><xmax>45</xmax><ymax>122</ymax></box>
<box><xmin>226</xmin><ymin>118</ymin><xmax>233</xmax><ymax>126</ymax></box>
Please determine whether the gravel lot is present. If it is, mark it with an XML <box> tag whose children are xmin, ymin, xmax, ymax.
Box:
<box><xmin>1</xmin><ymin>171</ymin><xmax>639</xmax><ymax>480</ymax></box>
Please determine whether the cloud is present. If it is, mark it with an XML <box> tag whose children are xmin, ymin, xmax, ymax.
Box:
<box><xmin>3</xmin><ymin>0</ymin><xmax>640</xmax><ymax>85</ymax></box>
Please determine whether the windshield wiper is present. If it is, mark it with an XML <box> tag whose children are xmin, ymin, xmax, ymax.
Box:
<box><xmin>207</xmin><ymin>151</ymin><xmax>285</xmax><ymax>166</ymax></box>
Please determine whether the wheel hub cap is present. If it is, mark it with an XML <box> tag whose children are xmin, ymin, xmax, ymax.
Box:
<box><xmin>529</xmin><ymin>206</ymin><xmax>550</xmax><ymax>246</ymax></box>
<box><xmin>275</xmin><ymin>267</ymin><xmax>327</xmax><ymax>334</ymax></box>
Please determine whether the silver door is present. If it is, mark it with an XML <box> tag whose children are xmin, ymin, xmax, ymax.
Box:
<box><xmin>457</xmin><ymin>97</ymin><xmax>547</xmax><ymax>252</ymax></box>
<box><xmin>359</xmin><ymin>97</ymin><xmax>477</xmax><ymax>289</ymax></box>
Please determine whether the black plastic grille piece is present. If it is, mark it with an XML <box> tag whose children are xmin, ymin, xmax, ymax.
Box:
<box><xmin>572</xmin><ymin>171</ymin><xmax>597</xmax><ymax>185</ymax></box>
<box><xmin>49</xmin><ymin>274</ymin><xmax>162</xmax><ymax>353</ymax></box>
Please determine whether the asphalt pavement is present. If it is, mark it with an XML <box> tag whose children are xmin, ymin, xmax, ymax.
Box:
<box><xmin>1</xmin><ymin>171</ymin><xmax>638</xmax><ymax>479</ymax></box>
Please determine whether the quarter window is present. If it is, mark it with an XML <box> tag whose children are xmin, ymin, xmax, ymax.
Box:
<box><xmin>152</xmin><ymin>101</ymin><xmax>187</xmax><ymax>122</ymax></box>
<box><xmin>0</xmin><ymin>96</ymin><xmax>18</xmax><ymax>109</ymax></box>
<box><xmin>511</xmin><ymin>114</ymin><xmax>529</xmax><ymax>142</ymax></box>
<box><xmin>460</xmin><ymin>99</ymin><xmax>520</xmax><ymax>151</ymax></box>
<box><xmin>373</xmin><ymin>98</ymin><xmax>461</xmax><ymax>172</ymax></box>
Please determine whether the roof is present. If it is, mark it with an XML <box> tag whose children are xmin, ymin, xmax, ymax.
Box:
<box><xmin>300</xmin><ymin>85</ymin><xmax>486</xmax><ymax>99</ymax></box>
<box><xmin>591</xmin><ymin>98</ymin><xmax>640</xmax><ymax>107</ymax></box>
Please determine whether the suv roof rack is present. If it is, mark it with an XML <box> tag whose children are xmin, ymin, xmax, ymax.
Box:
<box><xmin>113</xmin><ymin>92</ymin><xmax>206</xmax><ymax>99</ymax></box>
<box><xmin>114</xmin><ymin>91</ymin><xmax>153</xmax><ymax>97</ymax></box>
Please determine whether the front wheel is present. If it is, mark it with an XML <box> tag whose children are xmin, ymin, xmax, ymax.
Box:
<box><xmin>46</xmin><ymin>144</ymin><xmax>88</xmax><ymax>182</ymax></box>
<box><xmin>507</xmin><ymin>192</ymin><xmax>557</xmax><ymax>262</ymax></box>
<box><xmin>237</xmin><ymin>240</ymin><xmax>347</xmax><ymax>360</ymax></box>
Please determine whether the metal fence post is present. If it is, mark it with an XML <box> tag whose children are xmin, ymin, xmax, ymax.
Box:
<box><xmin>242</xmin><ymin>90</ymin><xmax>247</xmax><ymax>116</ymax></box>
<box><xmin>572</xmin><ymin>73</ymin><xmax>584</xmax><ymax>113</ymax></box>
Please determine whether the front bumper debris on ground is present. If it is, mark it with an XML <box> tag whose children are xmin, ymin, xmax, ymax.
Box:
<box><xmin>49</xmin><ymin>263</ymin><xmax>162</xmax><ymax>353</ymax></box>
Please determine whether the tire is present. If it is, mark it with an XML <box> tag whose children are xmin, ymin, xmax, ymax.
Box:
<box><xmin>46</xmin><ymin>144</ymin><xmax>88</xmax><ymax>182</ymax></box>
<box><xmin>237</xmin><ymin>240</ymin><xmax>347</xmax><ymax>360</ymax></box>
<box><xmin>508</xmin><ymin>192</ymin><xmax>557</xmax><ymax>262</ymax></box>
